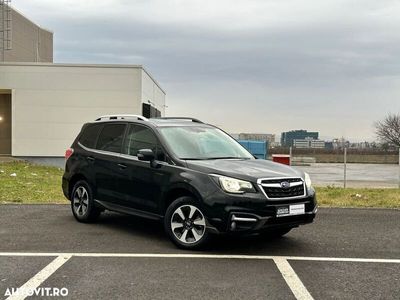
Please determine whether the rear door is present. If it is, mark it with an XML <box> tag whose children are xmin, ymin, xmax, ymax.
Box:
<box><xmin>94</xmin><ymin>123</ymin><xmax>127</xmax><ymax>204</ymax></box>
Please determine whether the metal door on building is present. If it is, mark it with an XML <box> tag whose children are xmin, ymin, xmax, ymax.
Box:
<box><xmin>0</xmin><ymin>92</ymin><xmax>11</xmax><ymax>155</ymax></box>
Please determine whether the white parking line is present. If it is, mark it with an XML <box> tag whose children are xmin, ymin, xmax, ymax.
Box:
<box><xmin>0</xmin><ymin>252</ymin><xmax>399</xmax><ymax>263</ymax></box>
<box><xmin>5</xmin><ymin>255</ymin><xmax>71</xmax><ymax>300</ymax></box>
<box><xmin>274</xmin><ymin>257</ymin><xmax>314</xmax><ymax>300</ymax></box>
<box><xmin>1</xmin><ymin>252</ymin><xmax>398</xmax><ymax>300</ymax></box>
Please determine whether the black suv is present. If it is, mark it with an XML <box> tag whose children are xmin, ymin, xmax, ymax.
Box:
<box><xmin>62</xmin><ymin>115</ymin><xmax>317</xmax><ymax>249</ymax></box>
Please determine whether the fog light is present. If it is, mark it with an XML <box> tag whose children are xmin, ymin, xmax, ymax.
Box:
<box><xmin>230</xmin><ymin>221</ymin><xmax>236</xmax><ymax>231</ymax></box>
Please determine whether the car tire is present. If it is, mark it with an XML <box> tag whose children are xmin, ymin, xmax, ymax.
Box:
<box><xmin>71</xmin><ymin>180</ymin><xmax>101</xmax><ymax>223</ymax></box>
<box><xmin>164</xmin><ymin>196</ymin><xmax>210</xmax><ymax>249</ymax></box>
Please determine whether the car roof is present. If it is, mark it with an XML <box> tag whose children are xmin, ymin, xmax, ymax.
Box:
<box><xmin>148</xmin><ymin>118</ymin><xmax>212</xmax><ymax>128</ymax></box>
<box><xmin>87</xmin><ymin>116</ymin><xmax>213</xmax><ymax>128</ymax></box>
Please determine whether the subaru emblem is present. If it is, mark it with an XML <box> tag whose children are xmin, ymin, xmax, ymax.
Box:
<box><xmin>280</xmin><ymin>181</ymin><xmax>290</xmax><ymax>189</ymax></box>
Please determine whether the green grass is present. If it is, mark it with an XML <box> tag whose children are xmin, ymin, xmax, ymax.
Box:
<box><xmin>315</xmin><ymin>186</ymin><xmax>400</xmax><ymax>208</ymax></box>
<box><xmin>0</xmin><ymin>161</ymin><xmax>67</xmax><ymax>204</ymax></box>
<box><xmin>0</xmin><ymin>161</ymin><xmax>399</xmax><ymax>208</ymax></box>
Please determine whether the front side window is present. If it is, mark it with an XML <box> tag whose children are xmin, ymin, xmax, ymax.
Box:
<box><xmin>96</xmin><ymin>124</ymin><xmax>126</xmax><ymax>153</ymax></box>
<box><xmin>158</xmin><ymin>126</ymin><xmax>254</xmax><ymax>160</ymax></box>
<box><xmin>123</xmin><ymin>124</ymin><xmax>165</xmax><ymax>160</ymax></box>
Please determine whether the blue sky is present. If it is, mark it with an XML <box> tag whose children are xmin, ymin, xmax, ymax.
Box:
<box><xmin>13</xmin><ymin>0</ymin><xmax>400</xmax><ymax>141</ymax></box>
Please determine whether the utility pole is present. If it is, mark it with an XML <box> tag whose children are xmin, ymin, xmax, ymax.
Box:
<box><xmin>344</xmin><ymin>147</ymin><xmax>347</xmax><ymax>189</ymax></box>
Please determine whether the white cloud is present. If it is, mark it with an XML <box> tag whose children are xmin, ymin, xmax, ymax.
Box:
<box><xmin>11</xmin><ymin>0</ymin><xmax>400</xmax><ymax>139</ymax></box>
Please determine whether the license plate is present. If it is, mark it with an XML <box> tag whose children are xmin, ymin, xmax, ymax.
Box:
<box><xmin>276</xmin><ymin>204</ymin><xmax>305</xmax><ymax>217</ymax></box>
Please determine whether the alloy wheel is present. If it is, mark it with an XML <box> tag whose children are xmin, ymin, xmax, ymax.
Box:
<box><xmin>73</xmin><ymin>186</ymin><xmax>89</xmax><ymax>217</ymax></box>
<box><xmin>171</xmin><ymin>205</ymin><xmax>206</xmax><ymax>244</ymax></box>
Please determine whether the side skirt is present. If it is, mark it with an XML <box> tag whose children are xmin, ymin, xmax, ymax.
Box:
<box><xmin>94</xmin><ymin>199</ymin><xmax>163</xmax><ymax>221</ymax></box>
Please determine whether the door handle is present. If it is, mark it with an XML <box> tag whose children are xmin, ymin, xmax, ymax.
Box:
<box><xmin>86</xmin><ymin>156</ymin><xmax>95</xmax><ymax>162</ymax></box>
<box><xmin>118</xmin><ymin>163</ymin><xmax>127</xmax><ymax>170</ymax></box>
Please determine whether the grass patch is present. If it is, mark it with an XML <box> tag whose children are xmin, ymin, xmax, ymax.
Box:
<box><xmin>0</xmin><ymin>161</ymin><xmax>67</xmax><ymax>204</ymax></box>
<box><xmin>315</xmin><ymin>186</ymin><xmax>400</xmax><ymax>208</ymax></box>
<box><xmin>1</xmin><ymin>161</ymin><xmax>399</xmax><ymax>208</ymax></box>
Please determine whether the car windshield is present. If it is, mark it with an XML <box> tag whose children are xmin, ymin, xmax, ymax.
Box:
<box><xmin>158</xmin><ymin>126</ymin><xmax>254</xmax><ymax>160</ymax></box>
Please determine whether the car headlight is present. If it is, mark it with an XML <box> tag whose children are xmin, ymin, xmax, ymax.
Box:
<box><xmin>216</xmin><ymin>176</ymin><xmax>255</xmax><ymax>194</ymax></box>
<box><xmin>304</xmin><ymin>172</ymin><xmax>312</xmax><ymax>189</ymax></box>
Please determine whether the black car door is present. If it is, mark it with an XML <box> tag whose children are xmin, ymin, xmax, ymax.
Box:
<box><xmin>93</xmin><ymin>122</ymin><xmax>127</xmax><ymax>204</ymax></box>
<box><xmin>117</xmin><ymin>124</ymin><xmax>170</xmax><ymax>213</ymax></box>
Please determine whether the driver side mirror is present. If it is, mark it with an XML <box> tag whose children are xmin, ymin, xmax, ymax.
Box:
<box><xmin>137</xmin><ymin>149</ymin><xmax>155</xmax><ymax>162</ymax></box>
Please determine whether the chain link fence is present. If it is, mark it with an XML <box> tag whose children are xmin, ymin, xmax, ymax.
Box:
<box><xmin>268</xmin><ymin>147</ymin><xmax>400</xmax><ymax>188</ymax></box>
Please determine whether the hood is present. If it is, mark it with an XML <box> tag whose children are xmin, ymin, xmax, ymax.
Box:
<box><xmin>186</xmin><ymin>159</ymin><xmax>304</xmax><ymax>182</ymax></box>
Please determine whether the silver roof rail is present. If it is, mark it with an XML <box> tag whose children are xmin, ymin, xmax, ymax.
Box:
<box><xmin>95</xmin><ymin>115</ymin><xmax>149</xmax><ymax>122</ymax></box>
<box><xmin>151</xmin><ymin>117</ymin><xmax>203</xmax><ymax>123</ymax></box>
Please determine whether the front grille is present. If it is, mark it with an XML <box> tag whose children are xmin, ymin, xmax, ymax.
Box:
<box><xmin>260</xmin><ymin>178</ymin><xmax>305</xmax><ymax>199</ymax></box>
<box><xmin>260</xmin><ymin>178</ymin><xmax>303</xmax><ymax>184</ymax></box>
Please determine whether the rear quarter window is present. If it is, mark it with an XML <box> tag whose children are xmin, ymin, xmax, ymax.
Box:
<box><xmin>79</xmin><ymin>124</ymin><xmax>102</xmax><ymax>148</ymax></box>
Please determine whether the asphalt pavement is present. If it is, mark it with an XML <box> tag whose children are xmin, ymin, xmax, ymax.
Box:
<box><xmin>0</xmin><ymin>205</ymin><xmax>399</xmax><ymax>299</ymax></box>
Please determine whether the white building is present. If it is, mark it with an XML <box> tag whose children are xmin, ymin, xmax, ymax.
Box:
<box><xmin>293</xmin><ymin>139</ymin><xmax>326</xmax><ymax>149</ymax></box>
<box><xmin>0</xmin><ymin>62</ymin><xmax>165</xmax><ymax>159</ymax></box>
<box><xmin>310</xmin><ymin>139</ymin><xmax>326</xmax><ymax>149</ymax></box>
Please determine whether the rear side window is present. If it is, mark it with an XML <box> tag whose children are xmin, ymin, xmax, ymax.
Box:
<box><xmin>96</xmin><ymin>124</ymin><xmax>126</xmax><ymax>153</ymax></box>
<box><xmin>79</xmin><ymin>124</ymin><xmax>102</xmax><ymax>148</ymax></box>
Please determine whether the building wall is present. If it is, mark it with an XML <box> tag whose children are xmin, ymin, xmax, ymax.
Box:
<box><xmin>141</xmin><ymin>70</ymin><xmax>165</xmax><ymax>116</ymax></box>
<box><xmin>293</xmin><ymin>139</ymin><xmax>310</xmax><ymax>149</ymax></box>
<box><xmin>310</xmin><ymin>140</ymin><xmax>326</xmax><ymax>149</ymax></box>
<box><xmin>293</xmin><ymin>139</ymin><xmax>326</xmax><ymax>149</ymax></box>
<box><xmin>1</xmin><ymin>6</ymin><xmax>53</xmax><ymax>62</ymax></box>
<box><xmin>0</xmin><ymin>63</ymin><xmax>165</xmax><ymax>157</ymax></box>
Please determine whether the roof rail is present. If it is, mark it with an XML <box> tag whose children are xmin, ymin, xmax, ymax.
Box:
<box><xmin>151</xmin><ymin>117</ymin><xmax>203</xmax><ymax>123</ymax></box>
<box><xmin>95</xmin><ymin>115</ymin><xmax>148</xmax><ymax>122</ymax></box>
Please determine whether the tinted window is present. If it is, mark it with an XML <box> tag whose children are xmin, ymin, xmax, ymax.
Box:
<box><xmin>123</xmin><ymin>125</ymin><xmax>165</xmax><ymax>160</ymax></box>
<box><xmin>79</xmin><ymin>124</ymin><xmax>102</xmax><ymax>148</ymax></box>
<box><xmin>96</xmin><ymin>124</ymin><xmax>126</xmax><ymax>153</ymax></box>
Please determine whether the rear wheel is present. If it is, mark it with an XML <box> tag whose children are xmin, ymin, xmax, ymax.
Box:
<box><xmin>164</xmin><ymin>197</ymin><xmax>210</xmax><ymax>249</ymax></box>
<box><xmin>71</xmin><ymin>180</ymin><xmax>101</xmax><ymax>223</ymax></box>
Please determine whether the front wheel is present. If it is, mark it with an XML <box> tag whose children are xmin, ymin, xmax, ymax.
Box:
<box><xmin>164</xmin><ymin>197</ymin><xmax>210</xmax><ymax>249</ymax></box>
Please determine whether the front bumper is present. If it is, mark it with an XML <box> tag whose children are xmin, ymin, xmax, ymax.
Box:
<box><xmin>226</xmin><ymin>206</ymin><xmax>317</xmax><ymax>233</ymax></box>
<box><xmin>203</xmin><ymin>189</ymin><xmax>317</xmax><ymax>234</ymax></box>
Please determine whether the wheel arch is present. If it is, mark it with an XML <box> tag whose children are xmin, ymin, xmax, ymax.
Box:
<box><xmin>162</xmin><ymin>183</ymin><xmax>203</xmax><ymax>214</ymax></box>
<box><xmin>68</xmin><ymin>173</ymin><xmax>90</xmax><ymax>200</ymax></box>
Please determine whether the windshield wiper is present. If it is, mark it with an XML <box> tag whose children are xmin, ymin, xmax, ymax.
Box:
<box><xmin>180</xmin><ymin>158</ymin><xmax>206</xmax><ymax>160</ymax></box>
<box><xmin>181</xmin><ymin>157</ymin><xmax>250</xmax><ymax>160</ymax></box>
<box><xmin>207</xmin><ymin>157</ymin><xmax>250</xmax><ymax>160</ymax></box>
<box><xmin>181</xmin><ymin>156</ymin><xmax>250</xmax><ymax>160</ymax></box>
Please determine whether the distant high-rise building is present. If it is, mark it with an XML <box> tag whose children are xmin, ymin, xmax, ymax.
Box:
<box><xmin>281</xmin><ymin>130</ymin><xmax>319</xmax><ymax>147</ymax></box>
